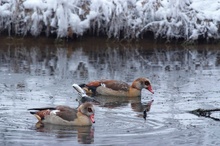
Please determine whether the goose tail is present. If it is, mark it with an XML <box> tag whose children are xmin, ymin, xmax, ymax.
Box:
<box><xmin>72</xmin><ymin>83</ymin><xmax>87</xmax><ymax>98</ymax></box>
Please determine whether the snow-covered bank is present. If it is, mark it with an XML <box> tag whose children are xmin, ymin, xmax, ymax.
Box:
<box><xmin>0</xmin><ymin>0</ymin><xmax>220</xmax><ymax>41</ymax></box>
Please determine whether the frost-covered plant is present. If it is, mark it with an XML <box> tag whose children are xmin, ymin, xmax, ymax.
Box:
<box><xmin>0</xmin><ymin>0</ymin><xmax>220</xmax><ymax>41</ymax></box>
<box><xmin>22</xmin><ymin>0</ymin><xmax>97</xmax><ymax>37</ymax></box>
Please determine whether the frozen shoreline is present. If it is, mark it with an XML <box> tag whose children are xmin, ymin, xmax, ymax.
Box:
<box><xmin>0</xmin><ymin>0</ymin><xmax>220</xmax><ymax>41</ymax></box>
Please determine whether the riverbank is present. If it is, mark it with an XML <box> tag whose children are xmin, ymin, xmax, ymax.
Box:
<box><xmin>1</xmin><ymin>0</ymin><xmax>220</xmax><ymax>42</ymax></box>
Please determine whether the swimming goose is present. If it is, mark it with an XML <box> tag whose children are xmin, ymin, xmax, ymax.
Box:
<box><xmin>78</xmin><ymin>77</ymin><xmax>154</xmax><ymax>97</ymax></box>
<box><xmin>28</xmin><ymin>102</ymin><xmax>95</xmax><ymax>126</ymax></box>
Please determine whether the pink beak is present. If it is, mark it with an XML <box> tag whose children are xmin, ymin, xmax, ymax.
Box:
<box><xmin>90</xmin><ymin>114</ymin><xmax>95</xmax><ymax>123</ymax></box>
<box><xmin>147</xmin><ymin>85</ymin><xmax>154</xmax><ymax>94</ymax></box>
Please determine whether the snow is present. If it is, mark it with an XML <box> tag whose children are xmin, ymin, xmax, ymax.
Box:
<box><xmin>0</xmin><ymin>0</ymin><xmax>220</xmax><ymax>41</ymax></box>
<box><xmin>0</xmin><ymin>3</ymin><xmax>11</xmax><ymax>17</ymax></box>
<box><xmin>23</xmin><ymin>0</ymin><xmax>46</xmax><ymax>10</ymax></box>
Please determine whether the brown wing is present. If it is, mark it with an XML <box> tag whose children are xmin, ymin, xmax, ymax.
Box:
<box><xmin>55</xmin><ymin>106</ymin><xmax>78</xmax><ymax>121</ymax></box>
<box><xmin>101</xmin><ymin>80</ymin><xmax>130</xmax><ymax>91</ymax></box>
<box><xmin>86</xmin><ymin>79</ymin><xmax>130</xmax><ymax>92</ymax></box>
<box><xmin>86</xmin><ymin>80</ymin><xmax>102</xmax><ymax>87</ymax></box>
<box><xmin>29</xmin><ymin>107</ymin><xmax>56</xmax><ymax>121</ymax></box>
<box><xmin>34</xmin><ymin>110</ymin><xmax>51</xmax><ymax>120</ymax></box>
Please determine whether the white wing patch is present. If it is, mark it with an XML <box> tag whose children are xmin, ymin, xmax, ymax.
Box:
<box><xmin>51</xmin><ymin>110</ymin><xmax>60</xmax><ymax>115</ymax></box>
<box><xmin>101</xmin><ymin>83</ymin><xmax>106</xmax><ymax>87</ymax></box>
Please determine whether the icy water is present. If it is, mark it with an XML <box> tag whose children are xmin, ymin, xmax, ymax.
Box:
<box><xmin>0</xmin><ymin>37</ymin><xmax>220</xmax><ymax>146</ymax></box>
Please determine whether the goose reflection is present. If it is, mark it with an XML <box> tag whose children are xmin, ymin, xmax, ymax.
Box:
<box><xmin>35</xmin><ymin>122</ymin><xmax>94</xmax><ymax>144</ymax></box>
<box><xmin>94</xmin><ymin>96</ymin><xmax>154</xmax><ymax>119</ymax></box>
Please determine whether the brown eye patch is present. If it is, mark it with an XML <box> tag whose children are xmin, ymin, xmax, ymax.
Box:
<box><xmin>145</xmin><ymin>81</ymin><xmax>150</xmax><ymax>86</ymax></box>
<box><xmin>88</xmin><ymin>108</ymin><xmax>93</xmax><ymax>112</ymax></box>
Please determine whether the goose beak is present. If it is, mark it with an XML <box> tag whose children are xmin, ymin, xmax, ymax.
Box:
<box><xmin>147</xmin><ymin>85</ymin><xmax>154</xmax><ymax>94</ymax></box>
<box><xmin>90</xmin><ymin>114</ymin><xmax>95</xmax><ymax>123</ymax></box>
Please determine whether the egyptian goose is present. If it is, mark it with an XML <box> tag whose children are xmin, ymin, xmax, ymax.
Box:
<box><xmin>28</xmin><ymin>102</ymin><xmax>95</xmax><ymax>126</ymax></box>
<box><xmin>78</xmin><ymin>77</ymin><xmax>154</xmax><ymax>97</ymax></box>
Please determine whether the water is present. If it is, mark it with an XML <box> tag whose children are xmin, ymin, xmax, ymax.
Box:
<box><xmin>0</xmin><ymin>37</ymin><xmax>220</xmax><ymax>145</ymax></box>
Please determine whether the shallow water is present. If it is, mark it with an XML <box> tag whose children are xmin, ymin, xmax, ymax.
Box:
<box><xmin>0</xmin><ymin>37</ymin><xmax>220</xmax><ymax>145</ymax></box>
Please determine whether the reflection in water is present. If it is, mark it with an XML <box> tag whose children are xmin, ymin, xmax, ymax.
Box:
<box><xmin>0</xmin><ymin>45</ymin><xmax>219</xmax><ymax>82</ymax></box>
<box><xmin>1</xmin><ymin>39</ymin><xmax>220</xmax><ymax>145</ymax></box>
<box><xmin>95</xmin><ymin>96</ymin><xmax>140</xmax><ymax>108</ymax></box>
<box><xmin>93</xmin><ymin>95</ymin><xmax>153</xmax><ymax>119</ymax></box>
<box><xmin>35</xmin><ymin>122</ymin><xmax>94</xmax><ymax>144</ymax></box>
<box><xmin>95</xmin><ymin>96</ymin><xmax>151</xmax><ymax>111</ymax></box>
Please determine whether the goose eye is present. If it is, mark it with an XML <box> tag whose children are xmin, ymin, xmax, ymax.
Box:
<box><xmin>88</xmin><ymin>108</ymin><xmax>92</xmax><ymax>113</ymax></box>
<box><xmin>145</xmin><ymin>81</ymin><xmax>150</xmax><ymax>86</ymax></box>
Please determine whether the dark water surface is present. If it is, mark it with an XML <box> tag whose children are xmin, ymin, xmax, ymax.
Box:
<box><xmin>0</xmin><ymin>37</ymin><xmax>220</xmax><ymax>146</ymax></box>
